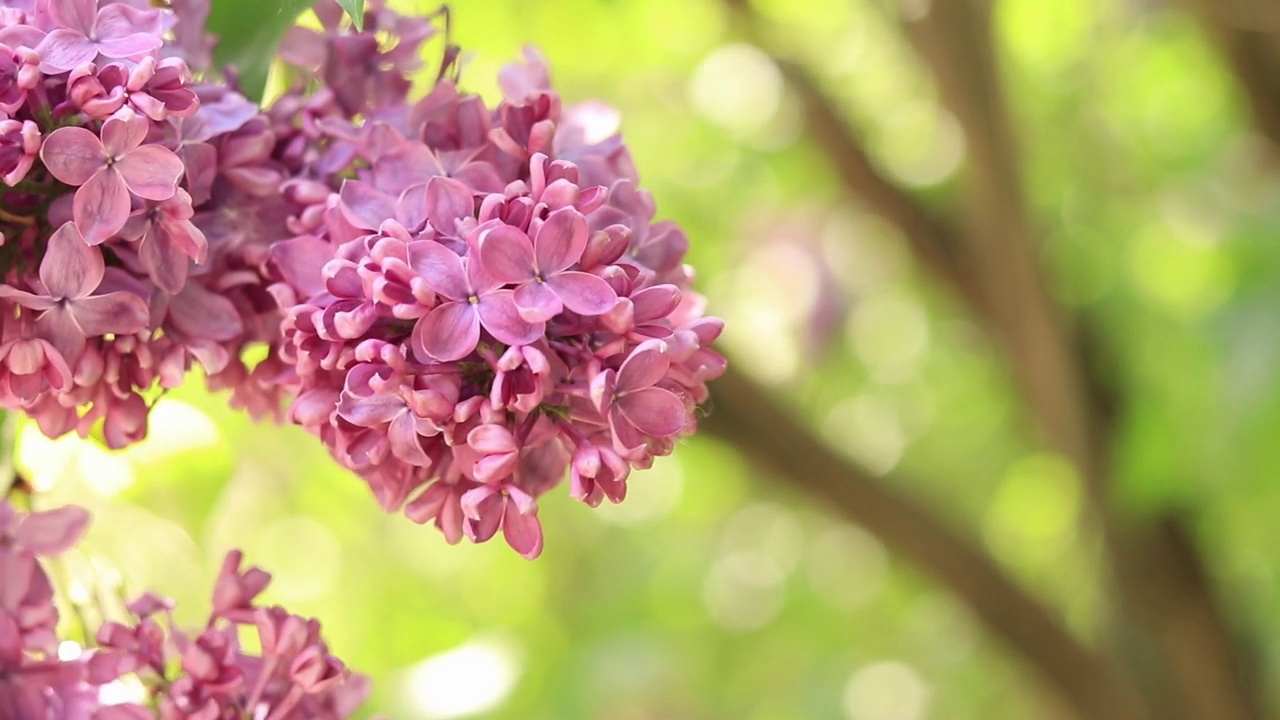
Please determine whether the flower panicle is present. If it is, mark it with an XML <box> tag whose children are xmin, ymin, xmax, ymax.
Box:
<box><xmin>0</xmin><ymin>499</ymin><xmax>368</xmax><ymax>720</ymax></box>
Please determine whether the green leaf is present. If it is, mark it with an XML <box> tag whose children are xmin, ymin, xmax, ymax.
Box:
<box><xmin>336</xmin><ymin>0</ymin><xmax>365</xmax><ymax>31</ymax></box>
<box><xmin>206</xmin><ymin>0</ymin><xmax>315</xmax><ymax>102</ymax></box>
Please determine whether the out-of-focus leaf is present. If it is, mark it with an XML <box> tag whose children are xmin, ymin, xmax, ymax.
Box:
<box><xmin>336</xmin><ymin>0</ymin><xmax>365</xmax><ymax>31</ymax></box>
<box><xmin>207</xmin><ymin>0</ymin><xmax>314</xmax><ymax>102</ymax></box>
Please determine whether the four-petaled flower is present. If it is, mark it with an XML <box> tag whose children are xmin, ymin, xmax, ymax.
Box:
<box><xmin>36</xmin><ymin>0</ymin><xmax>163</xmax><ymax>72</ymax></box>
<box><xmin>40</xmin><ymin>110</ymin><xmax>185</xmax><ymax>244</ymax></box>
<box><xmin>591</xmin><ymin>339</ymin><xmax>689</xmax><ymax>457</ymax></box>
<box><xmin>410</xmin><ymin>236</ymin><xmax>543</xmax><ymax>362</ymax></box>
<box><xmin>479</xmin><ymin>206</ymin><xmax>618</xmax><ymax>322</ymax></box>
<box><xmin>0</xmin><ymin>223</ymin><xmax>150</xmax><ymax>363</ymax></box>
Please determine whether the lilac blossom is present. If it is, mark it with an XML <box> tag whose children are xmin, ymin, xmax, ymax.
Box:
<box><xmin>40</xmin><ymin>110</ymin><xmax>184</xmax><ymax>243</ymax></box>
<box><xmin>36</xmin><ymin>0</ymin><xmax>162</xmax><ymax>72</ymax></box>
<box><xmin>0</xmin><ymin>500</ymin><xmax>370</xmax><ymax>720</ymax></box>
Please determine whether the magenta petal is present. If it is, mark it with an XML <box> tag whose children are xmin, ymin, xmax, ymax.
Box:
<box><xmin>41</xmin><ymin>222</ymin><xmax>103</xmax><ymax>299</ymax></box>
<box><xmin>140</xmin><ymin>231</ymin><xmax>190</xmax><ymax>295</ymax></box>
<box><xmin>408</xmin><ymin>240</ymin><xmax>470</xmax><ymax>300</ymax></box>
<box><xmin>502</xmin><ymin>499</ymin><xmax>543</xmax><ymax>559</ymax></box>
<box><xmin>339</xmin><ymin>180</ymin><xmax>397</xmax><ymax>230</ymax></box>
<box><xmin>467</xmin><ymin>424</ymin><xmax>517</xmax><ymax>454</ymax></box>
<box><xmin>477</xmin><ymin>225</ymin><xmax>535</xmax><ymax>284</ymax></box>
<box><xmin>337</xmin><ymin>393</ymin><xmax>402</xmax><ymax>426</ymax></box>
<box><xmin>48</xmin><ymin>0</ymin><xmax>97</xmax><ymax>34</ymax></box>
<box><xmin>477</xmin><ymin>290</ymin><xmax>544</xmax><ymax>347</ymax></box>
<box><xmin>424</xmin><ymin>175</ymin><xmax>474</xmax><ymax>235</ymax></box>
<box><xmin>618</xmin><ymin>386</ymin><xmax>687</xmax><ymax>437</ymax></box>
<box><xmin>69</xmin><ymin>292</ymin><xmax>149</xmax><ymax>336</ymax></box>
<box><xmin>15</xmin><ymin>505</ymin><xmax>89</xmax><ymax>555</ymax></box>
<box><xmin>168</xmin><ymin>284</ymin><xmax>243</xmax><ymax>341</ymax></box>
<box><xmin>73</xmin><ymin>169</ymin><xmax>130</xmax><ymax>244</ymax></box>
<box><xmin>512</xmin><ymin>281</ymin><xmax>561</xmax><ymax>323</ymax></box>
<box><xmin>279</xmin><ymin>26</ymin><xmax>327</xmax><ymax>68</ymax></box>
<box><xmin>389</xmin><ymin>411</ymin><xmax>431</xmax><ymax>467</ymax></box>
<box><xmin>101</xmin><ymin>112</ymin><xmax>148</xmax><ymax>157</ymax></box>
<box><xmin>36</xmin><ymin>29</ymin><xmax>97</xmax><ymax>72</ymax></box>
<box><xmin>271</xmin><ymin>235</ymin><xmax>332</xmax><ymax>298</ymax></box>
<box><xmin>97</xmin><ymin>3</ymin><xmax>164</xmax><ymax>39</ymax></box>
<box><xmin>39</xmin><ymin>126</ymin><xmax>104</xmax><ymax>186</ymax></box>
<box><xmin>36</xmin><ymin>309</ymin><xmax>87</xmax><ymax>364</ymax></box>
<box><xmin>412</xmin><ymin>301</ymin><xmax>479</xmax><ymax>362</ymax></box>
<box><xmin>616</xmin><ymin>340</ymin><xmax>671</xmax><ymax>393</ymax></box>
<box><xmin>116</xmin><ymin>146</ymin><xmax>183</xmax><ymax>200</ymax></box>
<box><xmin>632</xmin><ymin>284</ymin><xmax>682</xmax><ymax>320</ymax></box>
<box><xmin>96</xmin><ymin>32</ymin><xmax>162</xmax><ymax>59</ymax></box>
<box><xmin>547</xmin><ymin>271</ymin><xmax>617</xmax><ymax>316</ymax></box>
<box><xmin>534</xmin><ymin>207</ymin><xmax>588</xmax><ymax>274</ymax></box>
<box><xmin>0</xmin><ymin>286</ymin><xmax>53</xmax><ymax>310</ymax></box>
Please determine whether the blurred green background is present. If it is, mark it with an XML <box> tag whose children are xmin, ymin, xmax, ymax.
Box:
<box><xmin>26</xmin><ymin>0</ymin><xmax>1280</xmax><ymax>718</ymax></box>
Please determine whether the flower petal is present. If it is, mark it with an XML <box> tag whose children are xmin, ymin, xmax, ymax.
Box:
<box><xmin>168</xmin><ymin>283</ymin><xmax>243</xmax><ymax>341</ymax></box>
<box><xmin>477</xmin><ymin>290</ymin><xmax>544</xmax><ymax>347</ymax></box>
<box><xmin>477</xmin><ymin>224</ymin><xmax>535</xmax><ymax>285</ymax></box>
<box><xmin>389</xmin><ymin>411</ymin><xmax>432</xmax><ymax>467</ymax></box>
<box><xmin>408</xmin><ymin>240</ymin><xmax>470</xmax><ymax>300</ymax></box>
<box><xmin>502</xmin><ymin>496</ymin><xmax>543</xmax><ymax>559</ymax></box>
<box><xmin>140</xmin><ymin>230</ymin><xmax>190</xmax><ymax>294</ymax></box>
<box><xmin>41</xmin><ymin>222</ymin><xmax>103</xmax><ymax>299</ymax></box>
<box><xmin>36</xmin><ymin>29</ymin><xmax>97</xmax><ymax>72</ymax></box>
<box><xmin>47</xmin><ymin>0</ymin><xmax>97</xmax><ymax>34</ymax></box>
<box><xmin>617</xmin><ymin>386</ymin><xmax>687</xmax><ymax>437</ymax></box>
<box><xmin>96</xmin><ymin>33</ymin><xmax>162</xmax><ymax>60</ymax></box>
<box><xmin>534</xmin><ymin>207</ymin><xmax>588</xmax><ymax>274</ymax></box>
<box><xmin>412</xmin><ymin>301</ymin><xmax>479</xmax><ymax>362</ymax></box>
<box><xmin>512</xmin><ymin>280</ymin><xmax>561</xmax><ymax>323</ymax></box>
<box><xmin>69</xmin><ymin>291</ymin><xmax>149</xmax><ymax>336</ymax></box>
<box><xmin>115</xmin><ymin>145</ymin><xmax>183</xmax><ymax>200</ymax></box>
<box><xmin>100</xmin><ymin>111</ymin><xmax>147</xmax><ymax>157</ymax></box>
<box><xmin>14</xmin><ymin>505</ymin><xmax>89</xmax><ymax>555</ymax></box>
<box><xmin>35</xmin><ymin>308</ymin><xmax>86</xmax><ymax>365</ymax></box>
<box><xmin>39</xmin><ymin>126</ymin><xmax>104</xmax><ymax>186</ymax></box>
<box><xmin>547</xmin><ymin>271</ymin><xmax>617</xmax><ymax>316</ymax></box>
<box><xmin>616</xmin><ymin>339</ymin><xmax>670</xmax><ymax>393</ymax></box>
<box><xmin>339</xmin><ymin>180</ymin><xmax>397</xmax><ymax>230</ymax></box>
<box><xmin>424</xmin><ymin>175</ymin><xmax>473</xmax><ymax>235</ymax></box>
<box><xmin>73</xmin><ymin>168</ymin><xmax>130</xmax><ymax>244</ymax></box>
<box><xmin>467</xmin><ymin>424</ymin><xmax>518</xmax><ymax>454</ymax></box>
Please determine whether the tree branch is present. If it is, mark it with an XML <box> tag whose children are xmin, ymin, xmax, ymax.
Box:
<box><xmin>700</xmin><ymin>365</ymin><xmax>1149</xmax><ymax>720</ymax></box>
<box><xmin>1184</xmin><ymin>0</ymin><xmax>1280</xmax><ymax>148</ymax></box>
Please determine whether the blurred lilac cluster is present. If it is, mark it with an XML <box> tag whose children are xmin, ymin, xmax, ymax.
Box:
<box><xmin>0</xmin><ymin>500</ymin><xmax>367</xmax><ymax>719</ymax></box>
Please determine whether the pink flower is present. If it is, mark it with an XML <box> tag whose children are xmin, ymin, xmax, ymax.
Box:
<box><xmin>35</xmin><ymin>0</ymin><xmax>163</xmax><ymax>72</ymax></box>
<box><xmin>0</xmin><ymin>117</ymin><xmax>38</xmax><ymax>185</ymax></box>
<box><xmin>591</xmin><ymin>339</ymin><xmax>690</xmax><ymax>457</ymax></box>
<box><xmin>460</xmin><ymin>482</ymin><xmax>544</xmax><ymax>559</ymax></box>
<box><xmin>0</xmin><ymin>223</ymin><xmax>150</xmax><ymax>363</ymax></box>
<box><xmin>478</xmin><ymin>206</ymin><xmax>617</xmax><ymax>322</ymax></box>
<box><xmin>68</xmin><ymin>56</ymin><xmax>198</xmax><ymax>121</ymax></box>
<box><xmin>409</xmin><ymin>236</ymin><xmax>544</xmax><ymax>362</ymax></box>
<box><xmin>40</xmin><ymin>110</ymin><xmax>184</xmax><ymax>244</ymax></box>
<box><xmin>119</xmin><ymin>189</ymin><xmax>207</xmax><ymax>294</ymax></box>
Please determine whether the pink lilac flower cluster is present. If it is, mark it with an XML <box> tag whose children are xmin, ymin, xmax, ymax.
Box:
<box><xmin>264</xmin><ymin>2</ymin><xmax>726</xmax><ymax>558</ymax></box>
<box><xmin>0</xmin><ymin>499</ymin><xmax>369</xmax><ymax>720</ymax></box>
<box><xmin>0</xmin><ymin>0</ymin><xmax>290</xmax><ymax>447</ymax></box>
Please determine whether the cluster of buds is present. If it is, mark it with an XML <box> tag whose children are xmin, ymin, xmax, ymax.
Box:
<box><xmin>265</xmin><ymin>3</ymin><xmax>726</xmax><ymax>558</ymax></box>
<box><xmin>0</xmin><ymin>0</ymin><xmax>293</xmax><ymax>447</ymax></box>
<box><xmin>0</xmin><ymin>500</ymin><xmax>367</xmax><ymax>719</ymax></box>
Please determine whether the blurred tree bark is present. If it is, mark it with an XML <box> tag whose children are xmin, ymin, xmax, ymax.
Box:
<box><xmin>708</xmin><ymin>0</ymin><xmax>1269</xmax><ymax>718</ymax></box>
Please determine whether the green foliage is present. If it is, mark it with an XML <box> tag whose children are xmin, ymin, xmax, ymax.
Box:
<box><xmin>206</xmin><ymin>0</ymin><xmax>313</xmax><ymax>101</ymax></box>
<box><xmin>336</xmin><ymin>0</ymin><xmax>365</xmax><ymax>31</ymax></box>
